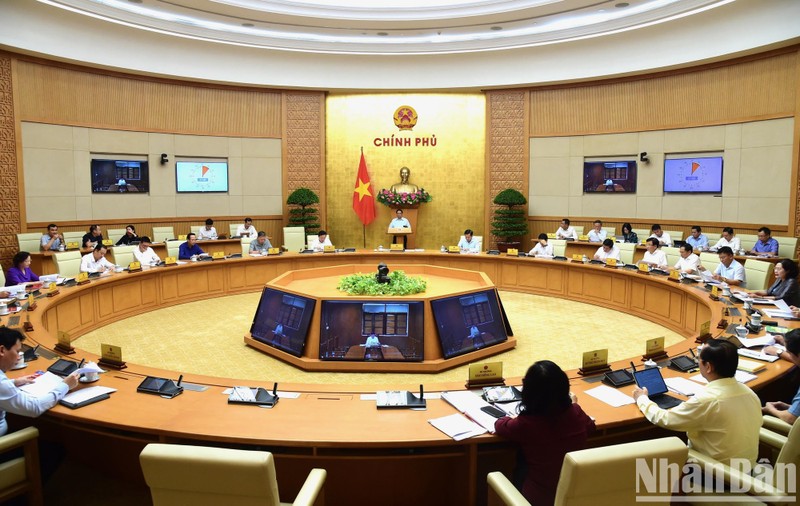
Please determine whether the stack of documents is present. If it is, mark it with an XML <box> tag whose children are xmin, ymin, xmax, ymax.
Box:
<box><xmin>664</xmin><ymin>377</ymin><xmax>706</xmax><ymax>397</ymax></box>
<box><xmin>584</xmin><ymin>385</ymin><xmax>635</xmax><ymax>407</ymax></box>
<box><xmin>440</xmin><ymin>391</ymin><xmax>498</xmax><ymax>433</ymax></box>
<box><xmin>428</xmin><ymin>414</ymin><xmax>486</xmax><ymax>441</ymax></box>
<box><xmin>19</xmin><ymin>372</ymin><xmax>63</xmax><ymax>396</ymax></box>
<box><xmin>762</xmin><ymin>299</ymin><xmax>796</xmax><ymax>319</ymax></box>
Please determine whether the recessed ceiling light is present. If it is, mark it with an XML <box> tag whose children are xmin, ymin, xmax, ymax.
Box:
<box><xmin>377</xmin><ymin>32</ymin><xmax>388</xmax><ymax>36</ymax></box>
<box><xmin>615</xmin><ymin>2</ymin><xmax>630</xmax><ymax>7</ymax></box>
<box><xmin>242</xmin><ymin>23</ymin><xmax>254</xmax><ymax>27</ymax></box>
<box><xmin>490</xmin><ymin>26</ymin><xmax>503</xmax><ymax>31</ymax></box>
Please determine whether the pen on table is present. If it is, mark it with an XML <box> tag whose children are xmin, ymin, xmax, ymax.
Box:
<box><xmin>177</xmin><ymin>375</ymin><xmax>183</xmax><ymax>386</ymax></box>
<box><xmin>78</xmin><ymin>358</ymin><xmax>85</xmax><ymax>368</ymax></box>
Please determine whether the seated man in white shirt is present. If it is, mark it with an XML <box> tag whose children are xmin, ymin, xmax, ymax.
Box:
<box><xmin>699</xmin><ymin>246</ymin><xmax>746</xmax><ymax>287</ymax></box>
<box><xmin>673</xmin><ymin>243</ymin><xmax>700</xmax><ymax>273</ymax></box>
<box><xmin>196</xmin><ymin>218</ymin><xmax>218</xmax><ymax>240</ymax></box>
<box><xmin>132</xmin><ymin>236</ymin><xmax>161</xmax><ymax>266</ymax></box>
<box><xmin>364</xmin><ymin>334</ymin><xmax>382</xmax><ymax>348</ymax></box>
<box><xmin>529</xmin><ymin>233</ymin><xmax>554</xmax><ymax>257</ymax></box>
<box><xmin>555</xmin><ymin>218</ymin><xmax>578</xmax><ymax>240</ymax></box>
<box><xmin>648</xmin><ymin>224</ymin><xmax>672</xmax><ymax>247</ymax></box>
<box><xmin>641</xmin><ymin>237</ymin><xmax>668</xmax><ymax>268</ymax></box>
<box><xmin>711</xmin><ymin>227</ymin><xmax>741</xmax><ymax>253</ymax></box>
<box><xmin>587</xmin><ymin>220</ymin><xmax>607</xmax><ymax>243</ymax></box>
<box><xmin>593</xmin><ymin>238</ymin><xmax>621</xmax><ymax>262</ymax></box>
<box><xmin>310</xmin><ymin>230</ymin><xmax>333</xmax><ymax>252</ymax></box>
<box><xmin>80</xmin><ymin>243</ymin><xmax>115</xmax><ymax>273</ymax></box>
<box><xmin>235</xmin><ymin>217</ymin><xmax>257</xmax><ymax>238</ymax></box>
<box><xmin>458</xmin><ymin>229</ymin><xmax>481</xmax><ymax>254</ymax></box>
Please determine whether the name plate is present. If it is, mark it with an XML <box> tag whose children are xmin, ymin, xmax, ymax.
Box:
<box><xmin>638</xmin><ymin>263</ymin><xmax>650</xmax><ymax>273</ymax></box>
<box><xmin>76</xmin><ymin>272</ymin><xmax>89</xmax><ymax>284</ymax></box>
<box><xmin>390</xmin><ymin>243</ymin><xmax>404</xmax><ymax>251</ymax></box>
<box><xmin>48</xmin><ymin>282</ymin><xmax>58</xmax><ymax>293</ymax></box>
<box><xmin>388</xmin><ymin>227</ymin><xmax>410</xmax><ymax>234</ymax></box>
<box><xmin>448</xmin><ymin>246</ymin><xmax>460</xmax><ymax>253</ymax></box>
<box><xmin>101</xmin><ymin>343</ymin><xmax>123</xmax><ymax>363</ymax></box>
<box><xmin>572</xmin><ymin>254</ymin><xmax>583</xmax><ymax>262</ymax></box>
<box><xmin>578</xmin><ymin>234</ymin><xmax>590</xmax><ymax>241</ymax></box>
<box><xmin>212</xmin><ymin>251</ymin><xmax>225</xmax><ymax>259</ymax></box>
<box><xmin>711</xmin><ymin>285</ymin><xmax>719</xmax><ymax>297</ymax></box>
<box><xmin>669</xmin><ymin>269</ymin><xmax>680</xmax><ymax>281</ymax></box>
<box><xmin>645</xmin><ymin>336</ymin><xmax>665</xmax><ymax>357</ymax></box>
<box><xmin>605</xmin><ymin>258</ymin><xmax>617</xmax><ymax>266</ymax></box>
<box><xmin>66</xmin><ymin>241</ymin><xmax>80</xmax><ymax>250</ymax></box>
<box><xmin>178</xmin><ymin>234</ymin><xmax>187</xmax><ymax>240</ymax></box>
<box><xmin>102</xmin><ymin>239</ymin><xmax>113</xmax><ymax>246</ymax></box>
<box><xmin>268</xmin><ymin>247</ymin><xmax>281</xmax><ymax>255</ymax></box>
<box><xmin>582</xmin><ymin>349</ymin><xmax>608</xmax><ymax>370</ymax></box>
<box><xmin>700</xmin><ymin>320</ymin><xmax>711</xmax><ymax>336</ymax></box>
<box><xmin>323</xmin><ymin>245</ymin><xmax>336</xmax><ymax>253</ymax></box>
<box><xmin>165</xmin><ymin>256</ymin><xmax>177</xmax><ymax>265</ymax></box>
<box><xmin>27</xmin><ymin>293</ymin><xmax>36</xmax><ymax>307</ymax></box>
<box><xmin>506</xmin><ymin>248</ymin><xmax>518</xmax><ymax>256</ymax></box>
<box><xmin>547</xmin><ymin>233</ymin><xmax>557</xmax><ymax>239</ymax></box>
<box><xmin>57</xmin><ymin>330</ymin><xmax>71</xmax><ymax>348</ymax></box>
<box><xmin>467</xmin><ymin>361</ymin><xmax>504</xmax><ymax>387</ymax></box>
<box><xmin>128</xmin><ymin>261</ymin><xmax>142</xmax><ymax>271</ymax></box>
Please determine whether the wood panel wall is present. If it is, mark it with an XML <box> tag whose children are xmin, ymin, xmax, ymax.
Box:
<box><xmin>529</xmin><ymin>49</ymin><xmax>798</xmax><ymax>137</ymax></box>
<box><xmin>0</xmin><ymin>56</ymin><xmax>22</xmax><ymax>269</ymax></box>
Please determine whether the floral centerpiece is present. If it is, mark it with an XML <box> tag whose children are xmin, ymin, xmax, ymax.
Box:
<box><xmin>376</xmin><ymin>188</ymin><xmax>432</xmax><ymax>207</ymax></box>
<box><xmin>338</xmin><ymin>270</ymin><xmax>427</xmax><ymax>296</ymax></box>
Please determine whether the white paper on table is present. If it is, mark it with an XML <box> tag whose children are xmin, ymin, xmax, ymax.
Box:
<box><xmin>774</xmin><ymin>299</ymin><xmax>792</xmax><ymax>312</ymax></box>
<box><xmin>584</xmin><ymin>385</ymin><xmax>635</xmax><ymax>407</ymax></box>
<box><xmin>360</xmin><ymin>392</ymin><xmax>440</xmax><ymax>401</ymax></box>
<box><xmin>732</xmin><ymin>291</ymin><xmax>753</xmax><ymax>302</ymax></box>
<box><xmin>665</xmin><ymin>377</ymin><xmax>706</xmax><ymax>397</ymax></box>
<box><xmin>441</xmin><ymin>390</ymin><xmax>498</xmax><ymax>432</ymax></box>
<box><xmin>690</xmin><ymin>370</ymin><xmax>757</xmax><ymax>384</ymax></box>
<box><xmin>19</xmin><ymin>372</ymin><xmax>64</xmax><ymax>397</ymax></box>
<box><xmin>428</xmin><ymin>413</ymin><xmax>486</xmax><ymax>441</ymax></box>
<box><xmin>62</xmin><ymin>386</ymin><xmax>116</xmax><ymax>404</ymax></box>
<box><xmin>763</xmin><ymin>309</ymin><xmax>795</xmax><ymax>319</ymax></box>
<box><xmin>739</xmin><ymin>335</ymin><xmax>776</xmax><ymax>348</ymax></box>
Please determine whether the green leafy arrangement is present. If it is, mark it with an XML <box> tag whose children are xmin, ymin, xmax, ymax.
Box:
<box><xmin>337</xmin><ymin>270</ymin><xmax>427</xmax><ymax>296</ymax></box>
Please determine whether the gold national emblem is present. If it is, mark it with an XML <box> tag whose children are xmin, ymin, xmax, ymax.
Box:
<box><xmin>393</xmin><ymin>105</ymin><xmax>418</xmax><ymax>131</ymax></box>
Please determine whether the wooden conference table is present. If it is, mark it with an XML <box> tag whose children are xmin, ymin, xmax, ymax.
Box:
<box><xmin>6</xmin><ymin>250</ymin><xmax>797</xmax><ymax>506</ymax></box>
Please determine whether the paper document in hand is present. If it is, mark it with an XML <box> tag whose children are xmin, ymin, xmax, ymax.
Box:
<box><xmin>664</xmin><ymin>377</ymin><xmax>706</xmax><ymax>397</ymax></box>
<box><xmin>62</xmin><ymin>386</ymin><xmax>116</xmax><ymax>404</ymax></box>
<box><xmin>428</xmin><ymin>413</ymin><xmax>486</xmax><ymax>441</ymax></box>
<box><xmin>19</xmin><ymin>371</ymin><xmax>64</xmax><ymax>397</ymax></box>
<box><xmin>75</xmin><ymin>363</ymin><xmax>105</xmax><ymax>375</ymax></box>
<box><xmin>585</xmin><ymin>385</ymin><xmax>635</xmax><ymax>407</ymax></box>
<box><xmin>763</xmin><ymin>308</ymin><xmax>795</xmax><ymax>319</ymax></box>
<box><xmin>774</xmin><ymin>299</ymin><xmax>792</xmax><ymax>312</ymax></box>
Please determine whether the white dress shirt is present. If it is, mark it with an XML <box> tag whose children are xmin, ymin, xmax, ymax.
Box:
<box><xmin>555</xmin><ymin>226</ymin><xmax>578</xmax><ymax>240</ymax></box>
<box><xmin>648</xmin><ymin>232</ymin><xmax>673</xmax><ymax>247</ymax></box>
<box><xmin>674</xmin><ymin>253</ymin><xmax>700</xmax><ymax>273</ymax></box>
<box><xmin>714</xmin><ymin>259</ymin><xmax>746</xmax><ymax>286</ymax></box>
<box><xmin>642</xmin><ymin>250</ymin><xmax>668</xmax><ymax>268</ymax></box>
<box><xmin>235</xmin><ymin>224</ymin><xmax>257</xmax><ymax>238</ymax></box>
<box><xmin>458</xmin><ymin>237</ymin><xmax>480</xmax><ymax>253</ymax></box>
<box><xmin>389</xmin><ymin>217</ymin><xmax>411</xmax><ymax>229</ymax></box>
<box><xmin>529</xmin><ymin>243</ymin><xmax>554</xmax><ymax>257</ymax></box>
<box><xmin>80</xmin><ymin>252</ymin><xmax>115</xmax><ymax>273</ymax></box>
<box><xmin>0</xmin><ymin>371</ymin><xmax>69</xmax><ymax>436</ymax></box>
<box><xmin>587</xmin><ymin>229</ymin><xmax>607</xmax><ymax>243</ymax></box>
<box><xmin>133</xmin><ymin>246</ymin><xmax>161</xmax><ymax>265</ymax></box>
<box><xmin>594</xmin><ymin>245</ymin><xmax>621</xmax><ymax>261</ymax></box>
<box><xmin>196</xmin><ymin>226</ymin><xmax>218</xmax><ymax>240</ymax></box>
<box><xmin>310</xmin><ymin>236</ymin><xmax>333</xmax><ymax>252</ymax></box>
<box><xmin>636</xmin><ymin>377</ymin><xmax>761</xmax><ymax>466</ymax></box>
<box><xmin>712</xmin><ymin>236</ymin><xmax>741</xmax><ymax>252</ymax></box>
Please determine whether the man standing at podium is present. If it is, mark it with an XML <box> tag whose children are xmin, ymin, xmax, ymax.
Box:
<box><xmin>389</xmin><ymin>209</ymin><xmax>411</xmax><ymax>249</ymax></box>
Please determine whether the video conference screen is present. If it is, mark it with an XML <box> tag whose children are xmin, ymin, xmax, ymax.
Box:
<box><xmin>664</xmin><ymin>156</ymin><xmax>723</xmax><ymax>193</ymax></box>
<box><xmin>583</xmin><ymin>160</ymin><xmax>637</xmax><ymax>193</ymax></box>
<box><xmin>319</xmin><ymin>301</ymin><xmax>424</xmax><ymax>362</ymax></box>
<box><xmin>91</xmin><ymin>159</ymin><xmax>149</xmax><ymax>193</ymax></box>
<box><xmin>430</xmin><ymin>289</ymin><xmax>509</xmax><ymax>359</ymax></box>
<box><xmin>176</xmin><ymin>161</ymin><xmax>229</xmax><ymax>192</ymax></box>
<box><xmin>250</xmin><ymin>288</ymin><xmax>316</xmax><ymax>357</ymax></box>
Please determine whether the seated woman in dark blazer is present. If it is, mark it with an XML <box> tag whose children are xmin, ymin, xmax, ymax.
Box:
<box><xmin>494</xmin><ymin>360</ymin><xmax>595</xmax><ymax>505</ymax></box>
<box><xmin>754</xmin><ymin>259</ymin><xmax>800</xmax><ymax>307</ymax></box>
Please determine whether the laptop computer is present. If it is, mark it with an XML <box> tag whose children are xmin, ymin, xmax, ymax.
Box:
<box><xmin>633</xmin><ymin>367</ymin><xmax>682</xmax><ymax>409</ymax></box>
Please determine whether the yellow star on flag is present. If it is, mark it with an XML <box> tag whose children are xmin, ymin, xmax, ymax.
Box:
<box><xmin>354</xmin><ymin>178</ymin><xmax>372</xmax><ymax>201</ymax></box>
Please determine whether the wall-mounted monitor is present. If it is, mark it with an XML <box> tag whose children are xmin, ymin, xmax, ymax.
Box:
<box><xmin>91</xmin><ymin>158</ymin><xmax>149</xmax><ymax>193</ymax></box>
<box><xmin>319</xmin><ymin>301</ymin><xmax>424</xmax><ymax>362</ymax></box>
<box><xmin>176</xmin><ymin>161</ymin><xmax>228</xmax><ymax>193</ymax></box>
<box><xmin>664</xmin><ymin>156</ymin><xmax>723</xmax><ymax>193</ymax></box>
<box><xmin>250</xmin><ymin>288</ymin><xmax>316</xmax><ymax>357</ymax></box>
<box><xmin>583</xmin><ymin>160</ymin><xmax>637</xmax><ymax>193</ymax></box>
<box><xmin>431</xmin><ymin>289</ymin><xmax>509</xmax><ymax>359</ymax></box>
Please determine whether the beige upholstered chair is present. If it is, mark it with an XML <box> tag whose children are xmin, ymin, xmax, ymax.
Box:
<box><xmin>110</xmin><ymin>245</ymin><xmax>136</xmax><ymax>265</ymax></box>
<box><xmin>573</xmin><ymin>225</ymin><xmax>585</xmax><ymax>236</ymax></box>
<box><xmin>704</xmin><ymin>232</ymin><xmax>721</xmax><ymax>244</ymax></box>
<box><xmin>664</xmin><ymin>230</ymin><xmax>683</xmax><ymax>242</ymax></box>
<box><xmin>737</xmin><ymin>233</ymin><xmax>757</xmax><ymax>251</ymax></box>
<box><xmin>775</xmin><ymin>236</ymin><xmax>798</xmax><ymax>258</ymax></box>
<box><xmin>241</xmin><ymin>236</ymin><xmax>255</xmax><ymax>255</ymax></box>
<box><xmin>699</xmin><ymin>252</ymin><xmax>720</xmax><ymax>275</ymax></box>
<box><xmin>229</xmin><ymin>224</ymin><xmax>240</xmax><ymax>237</ymax></box>
<box><xmin>16</xmin><ymin>232</ymin><xmax>42</xmax><ymax>253</ymax></box>
<box><xmin>617</xmin><ymin>242</ymin><xmax>636</xmax><ymax>264</ymax></box>
<box><xmin>553</xmin><ymin>437</ymin><xmax>688</xmax><ymax>506</ymax></box>
<box><xmin>191</xmin><ymin>225</ymin><xmax>202</xmax><ymax>236</ymax></box>
<box><xmin>0</xmin><ymin>426</ymin><xmax>43</xmax><ymax>506</ymax></box>
<box><xmin>662</xmin><ymin>246</ymin><xmax>681</xmax><ymax>268</ymax></box>
<box><xmin>0</xmin><ymin>268</ymin><xmax>5</xmax><ymax>287</ymax></box>
<box><xmin>601</xmin><ymin>226</ymin><xmax>616</xmax><ymax>237</ymax></box>
<box><xmin>166</xmin><ymin>240</ymin><xmax>182</xmax><ymax>259</ymax></box>
<box><xmin>152</xmin><ymin>226</ymin><xmax>175</xmax><ymax>243</ymax></box>
<box><xmin>685</xmin><ymin>415</ymin><xmax>799</xmax><ymax>504</ymax></box>
<box><xmin>283</xmin><ymin>227</ymin><xmax>306</xmax><ymax>252</ymax></box>
<box><xmin>744</xmin><ymin>258</ymin><xmax>771</xmax><ymax>291</ymax></box>
<box><xmin>62</xmin><ymin>231</ymin><xmax>84</xmax><ymax>248</ymax></box>
<box><xmin>550</xmin><ymin>239</ymin><xmax>567</xmax><ymax>257</ymax></box>
<box><xmin>632</xmin><ymin>228</ymin><xmax>650</xmax><ymax>242</ymax></box>
<box><xmin>487</xmin><ymin>472</ymin><xmax>529</xmax><ymax>506</ymax></box>
<box><xmin>53</xmin><ymin>251</ymin><xmax>82</xmax><ymax>277</ymax></box>
<box><xmin>307</xmin><ymin>234</ymin><xmax>317</xmax><ymax>249</ymax></box>
<box><xmin>107</xmin><ymin>228</ymin><xmax>127</xmax><ymax>245</ymax></box>
<box><xmin>140</xmin><ymin>443</ymin><xmax>326</xmax><ymax>506</ymax></box>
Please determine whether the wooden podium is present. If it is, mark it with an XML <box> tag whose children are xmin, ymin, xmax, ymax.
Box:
<box><xmin>389</xmin><ymin>205</ymin><xmax>419</xmax><ymax>249</ymax></box>
<box><xmin>388</xmin><ymin>227</ymin><xmax>412</xmax><ymax>249</ymax></box>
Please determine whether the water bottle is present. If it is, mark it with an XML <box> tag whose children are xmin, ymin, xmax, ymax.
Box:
<box><xmin>378</xmin><ymin>245</ymin><xmax>383</xmax><ymax>251</ymax></box>
<box><xmin>441</xmin><ymin>245</ymin><xmax>446</xmax><ymax>252</ymax></box>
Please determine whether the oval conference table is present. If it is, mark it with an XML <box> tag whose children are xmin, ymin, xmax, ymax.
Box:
<box><xmin>5</xmin><ymin>250</ymin><xmax>796</xmax><ymax>506</ymax></box>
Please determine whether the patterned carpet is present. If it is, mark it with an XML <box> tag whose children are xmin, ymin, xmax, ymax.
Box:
<box><xmin>75</xmin><ymin>290</ymin><xmax>684</xmax><ymax>386</ymax></box>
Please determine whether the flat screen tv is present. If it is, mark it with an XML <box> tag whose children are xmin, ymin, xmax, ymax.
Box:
<box><xmin>176</xmin><ymin>161</ymin><xmax>229</xmax><ymax>193</ymax></box>
<box><xmin>91</xmin><ymin>159</ymin><xmax>149</xmax><ymax>193</ymax></box>
<box><xmin>583</xmin><ymin>160</ymin><xmax>637</xmax><ymax>193</ymax></box>
<box><xmin>250</xmin><ymin>288</ymin><xmax>316</xmax><ymax>357</ymax></box>
<box><xmin>664</xmin><ymin>156</ymin><xmax>723</xmax><ymax>193</ymax></box>
<box><xmin>430</xmin><ymin>289</ymin><xmax>509</xmax><ymax>359</ymax></box>
<box><xmin>319</xmin><ymin>301</ymin><xmax>424</xmax><ymax>362</ymax></box>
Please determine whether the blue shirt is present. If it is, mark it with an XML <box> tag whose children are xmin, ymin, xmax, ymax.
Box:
<box><xmin>389</xmin><ymin>217</ymin><xmax>410</xmax><ymax>229</ymax></box>
<box><xmin>790</xmin><ymin>386</ymin><xmax>800</xmax><ymax>418</ymax></box>
<box><xmin>685</xmin><ymin>234</ymin><xmax>708</xmax><ymax>250</ymax></box>
<box><xmin>0</xmin><ymin>371</ymin><xmax>69</xmax><ymax>436</ymax></box>
<box><xmin>178</xmin><ymin>242</ymin><xmax>205</xmax><ymax>259</ymax></box>
<box><xmin>41</xmin><ymin>234</ymin><xmax>62</xmax><ymax>251</ymax></box>
<box><xmin>752</xmin><ymin>237</ymin><xmax>779</xmax><ymax>255</ymax></box>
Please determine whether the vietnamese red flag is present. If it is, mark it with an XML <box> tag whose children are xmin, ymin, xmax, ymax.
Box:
<box><xmin>352</xmin><ymin>152</ymin><xmax>376</xmax><ymax>225</ymax></box>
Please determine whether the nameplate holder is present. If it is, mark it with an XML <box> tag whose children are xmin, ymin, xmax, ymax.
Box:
<box><xmin>642</xmin><ymin>336</ymin><xmax>668</xmax><ymax>361</ymax></box>
<box><xmin>709</xmin><ymin>285</ymin><xmax>720</xmax><ymax>301</ymax></box>
<box><xmin>102</xmin><ymin>239</ymin><xmax>113</xmax><ymax>246</ymax></box>
<box><xmin>637</xmin><ymin>263</ymin><xmax>650</xmax><ymax>274</ymax></box>
<box><xmin>164</xmin><ymin>256</ymin><xmax>177</xmax><ymax>266</ymax></box>
<box><xmin>76</xmin><ymin>272</ymin><xmax>90</xmax><ymax>285</ymax></box>
<box><xmin>448</xmin><ymin>246</ymin><xmax>460</xmax><ymax>253</ymax></box>
<box><xmin>46</xmin><ymin>282</ymin><xmax>59</xmax><ymax>298</ymax></box>
<box><xmin>571</xmin><ymin>254</ymin><xmax>583</xmax><ymax>263</ymax></box>
<box><xmin>23</xmin><ymin>312</ymin><xmax>34</xmax><ymax>332</ymax></box>
<box><xmin>66</xmin><ymin>241</ymin><xmax>80</xmax><ymax>250</ymax></box>
<box><xmin>506</xmin><ymin>248</ymin><xmax>518</xmax><ymax>256</ymax></box>
<box><xmin>465</xmin><ymin>361</ymin><xmax>505</xmax><ymax>389</ymax></box>
<box><xmin>668</xmin><ymin>270</ymin><xmax>680</xmax><ymax>282</ymax></box>
<box><xmin>98</xmin><ymin>343</ymin><xmax>127</xmax><ymax>370</ymax></box>
<box><xmin>26</xmin><ymin>293</ymin><xmax>37</xmax><ymax>311</ymax></box>
<box><xmin>178</xmin><ymin>234</ymin><xmax>187</xmax><ymax>241</ymax></box>
<box><xmin>605</xmin><ymin>258</ymin><xmax>617</xmax><ymax>267</ymax></box>
<box><xmin>212</xmin><ymin>251</ymin><xmax>226</xmax><ymax>260</ymax></box>
<box><xmin>578</xmin><ymin>349</ymin><xmax>611</xmax><ymax>376</ymax></box>
<box><xmin>128</xmin><ymin>261</ymin><xmax>142</xmax><ymax>273</ymax></box>
<box><xmin>390</xmin><ymin>243</ymin><xmax>404</xmax><ymax>251</ymax></box>
<box><xmin>324</xmin><ymin>245</ymin><xmax>336</xmax><ymax>253</ymax></box>
<box><xmin>55</xmin><ymin>330</ymin><xmax>75</xmax><ymax>355</ymax></box>
<box><xmin>268</xmin><ymin>248</ymin><xmax>281</xmax><ymax>255</ymax></box>
<box><xmin>547</xmin><ymin>233</ymin><xmax>557</xmax><ymax>239</ymax></box>
<box><xmin>696</xmin><ymin>320</ymin><xmax>712</xmax><ymax>344</ymax></box>
<box><xmin>578</xmin><ymin>234</ymin><xmax>590</xmax><ymax>241</ymax></box>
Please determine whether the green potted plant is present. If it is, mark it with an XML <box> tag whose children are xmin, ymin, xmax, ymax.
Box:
<box><xmin>286</xmin><ymin>188</ymin><xmax>320</xmax><ymax>235</ymax></box>
<box><xmin>490</xmin><ymin>188</ymin><xmax>529</xmax><ymax>252</ymax></box>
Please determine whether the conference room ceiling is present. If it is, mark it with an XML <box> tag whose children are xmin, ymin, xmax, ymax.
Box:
<box><xmin>40</xmin><ymin>0</ymin><xmax>733</xmax><ymax>55</ymax></box>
